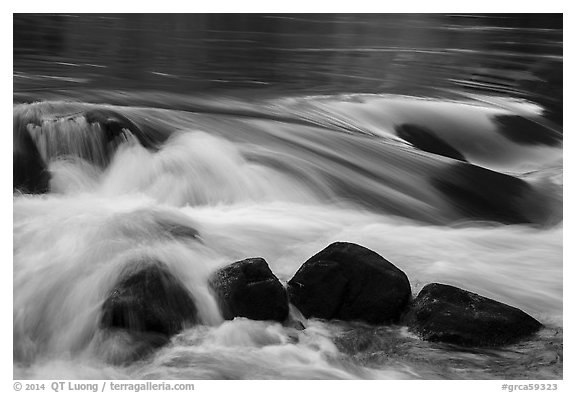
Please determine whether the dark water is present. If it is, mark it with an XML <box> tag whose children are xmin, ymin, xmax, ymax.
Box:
<box><xmin>14</xmin><ymin>14</ymin><xmax>562</xmax><ymax>123</ymax></box>
<box><xmin>13</xmin><ymin>14</ymin><xmax>563</xmax><ymax>380</ymax></box>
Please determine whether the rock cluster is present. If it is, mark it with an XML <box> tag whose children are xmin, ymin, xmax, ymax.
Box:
<box><xmin>98</xmin><ymin>241</ymin><xmax>543</xmax><ymax>364</ymax></box>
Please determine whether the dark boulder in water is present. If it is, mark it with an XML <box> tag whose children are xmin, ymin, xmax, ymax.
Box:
<box><xmin>493</xmin><ymin>114</ymin><xmax>562</xmax><ymax>146</ymax></box>
<box><xmin>432</xmin><ymin>162</ymin><xmax>536</xmax><ymax>224</ymax></box>
<box><xmin>100</xmin><ymin>259</ymin><xmax>198</xmax><ymax>338</ymax></box>
<box><xmin>402</xmin><ymin>283</ymin><xmax>543</xmax><ymax>347</ymax></box>
<box><xmin>287</xmin><ymin>242</ymin><xmax>411</xmax><ymax>324</ymax></box>
<box><xmin>14</xmin><ymin>104</ymin><xmax>160</xmax><ymax>175</ymax></box>
<box><xmin>84</xmin><ymin>109</ymin><xmax>158</xmax><ymax>150</ymax></box>
<box><xmin>209</xmin><ymin>258</ymin><xmax>289</xmax><ymax>322</ymax></box>
<box><xmin>395</xmin><ymin>123</ymin><xmax>467</xmax><ymax>162</ymax></box>
<box><xmin>13</xmin><ymin>118</ymin><xmax>50</xmax><ymax>194</ymax></box>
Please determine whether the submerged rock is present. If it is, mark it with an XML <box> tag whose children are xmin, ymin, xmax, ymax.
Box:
<box><xmin>13</xmin><ymin>104</ymin><xmax>158</xmax><ymax>180</ymax></box>
<box><xmin>287</xmin><ymin>242</ymin><xmax>411</xmax><ymax>324</ymax></box>
<box><xmin>431</xmin><ymin>162</ymin><xmax>536</xmax><ymax>224</ymax></box>
<box><xmin>84</xmin><ymin>108</ymin><xmax>157</xmax><ymax>150</ymax></box>
<box><xmin>157</xmin><ymin>220</ymin><xmax>201</xmax><ymax>241</ymax></box>
<box><xmin>209</xmin><ymin>258</ymin><xmax>289</xmax><ymax>322</ymax></box>
<box><xmin>493</xmin><ymin>114</ymin><xmax>562</xmax><ymax>146</ymax></box>
<box><xmin>402</xmin><ymin>283</ymin><xmax>543</xmax><ymax>347</ymax></box>
<box><xmin>13</xmin><ymin>118</ymin><xmax>50</xmax><ymax>194</ymax></box>
<box><xmin>100</xmin><ymin>259</ymin><xmax>198</xmax><ymax>338</ymax></box>
<box><xmin>395</xmin><ymin>123</ymin><xmax>467</xmax><ymax>162</ymax></box>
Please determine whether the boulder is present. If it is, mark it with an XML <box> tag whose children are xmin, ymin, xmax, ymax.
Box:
<box><xmin>395</xmin><ymin>123</ymin><xmax>467</xmax><ymax>162</ymax></box>
<box><xmin>493</xmin><ymin>114</ymin><xmax>562</xmax><ymax>146</ymax></box>
<box><xmin>13</xmin><ymin>120</ymin><xmax>50</xmax><ymax>194</ymax></box>
<box><xmin>100</xmin><ymin>259</ymin><xmax>198</xmax><ymax>338</ymax></box>
<box><xmin>84</xmin><ymin>109</ymin><xmax>158</xmax><ymax>150</ymax></box>
<box><xmin>209</xmin><ymin>258</ymin><xmax>289</xmax><ymax>322</ymax></box>
<box><xmin>287</xmin><ymin>242</ymin><xmax>411</xmax><ymax>324</ymax></box>
<box><xmin>431</xmin><ymin>162</ymin><xmax>536</xmax><ymax>224</ymax></box>
<box><xmin>402</xmin><ymin>283</ymin><xmax>543</xmax><ymax>347</ymax></box>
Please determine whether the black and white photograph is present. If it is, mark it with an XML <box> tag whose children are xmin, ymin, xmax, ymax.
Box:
<box><xmin>12</xmin><ymin>10</ymin><xmax>563</xmax><ymax>383</ymax></box>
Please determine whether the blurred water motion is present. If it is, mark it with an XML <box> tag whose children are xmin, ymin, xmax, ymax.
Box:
<box><xmin>14</xmin><ymin>14</ymin><xmax>562</xmax><ymax>124</ymax></box>
<box><xmin>13</xmin><ymin>14</ymin><xmax>563</xmax><ymax>380</ymax></box>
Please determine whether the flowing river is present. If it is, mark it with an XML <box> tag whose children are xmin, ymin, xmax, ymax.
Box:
<box><xmin>13</xmin><ymin>14</ymin><xmax>562</xmax><ymax>380</ymax></box>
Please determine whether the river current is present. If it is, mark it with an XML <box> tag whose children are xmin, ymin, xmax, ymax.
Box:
<box><xmin>13</xmin><ymin>14</ymin><xmax>562</xmax><ymax>380</ymax></box>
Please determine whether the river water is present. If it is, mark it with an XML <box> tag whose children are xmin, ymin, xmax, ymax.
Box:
<box><xmin>13</xmin><ymin>14</ymin><xmax>562</xmax><ymax>380</ymax></box>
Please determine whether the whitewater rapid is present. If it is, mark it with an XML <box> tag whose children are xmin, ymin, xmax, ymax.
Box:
<box><xmin>13</xmin><ymin>93</ymin><xmax>562</xmax><ymax>379</ymax></box>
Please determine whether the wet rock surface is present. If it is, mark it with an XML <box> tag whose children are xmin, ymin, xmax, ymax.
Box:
<box><xmin>100</xmin><ymin>259</ymin><xmax>198</xmax><ymax>337</ymax></box>
<box><xmin>287</xmin><ymin>242</ymin><xmax>411</xmax><ymax>324</ymax></box>
<box><xmin>209</xmin><ymin>257</ymin><xmax>289</xmax><ymax>322</ymax></box>
<box><xmin>395</xmin><ymin>123</ymin><xmax>467</xmax><ymax>161</ymax></box>
<box><xmin>402</xmin><ymin>283</ymin><xmax>543</xmax><ymax>347</ymax></box>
